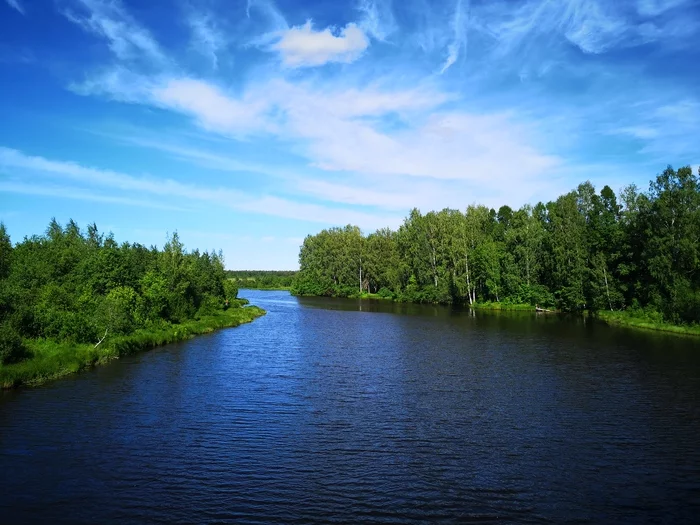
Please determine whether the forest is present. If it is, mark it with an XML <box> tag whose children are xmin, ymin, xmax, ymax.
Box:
<box><xmin>0</xmin><ymin>220</ymin><xmax>252</xmax><ymax>374</ymax></box>
<box><xmin>225</xmin><ymin>270</ymin><xmax>296</xmax><ymax>290</ymax></box>
<box><xmin>292</xmin><ymin>166</ymin><xmax>700</xmax><ymax>326</ymax></box>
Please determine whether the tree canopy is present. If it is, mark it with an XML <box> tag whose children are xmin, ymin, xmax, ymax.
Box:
<box><xmin>292</xmin><ymin>166</ymin><xmax>700</xmax><ymax>324</ymax></box>
<box><xmin>0</xmin><ymin>221</ymin><xmax>238</xmax><ymax>364</ymax></box>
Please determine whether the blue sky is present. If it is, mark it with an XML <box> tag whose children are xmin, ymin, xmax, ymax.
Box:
<box><xmin>1</xmin><ymin>0</ymin><xmax>699</xmax><ymax>269</ymax></box>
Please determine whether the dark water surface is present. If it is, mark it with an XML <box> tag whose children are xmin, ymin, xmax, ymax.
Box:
<box><xmin>2</xmin><ymin>290</ymin><xmax>700</xmax><ymax>524</ymax></box>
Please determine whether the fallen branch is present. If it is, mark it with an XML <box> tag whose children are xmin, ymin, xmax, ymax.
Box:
<box><xmin>94</xmin><ymin>328</ymin><xmax>108</xmax><ymax>348</ymax></box>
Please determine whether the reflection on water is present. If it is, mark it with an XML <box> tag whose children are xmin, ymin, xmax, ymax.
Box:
<box><xmin>1</xmin><ymin>290</ymin><xmax>699</xmax><ymax>524</ymax></box>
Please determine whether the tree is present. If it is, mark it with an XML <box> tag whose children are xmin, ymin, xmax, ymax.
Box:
<box><xmin>0</xmin><ymin>223</ymin><xmax>11</xmax><ymax>280</ymax></box>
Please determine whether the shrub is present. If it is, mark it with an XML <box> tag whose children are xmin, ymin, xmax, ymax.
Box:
<box><xmin>0</xmin><ymin>322</ymin><xmax>28</xmax><ymax>364</ymax></box>
<box><xmin>377</xmin><ymin>287</ymin><xmax>394</xmax><ymax>299</ymax></box>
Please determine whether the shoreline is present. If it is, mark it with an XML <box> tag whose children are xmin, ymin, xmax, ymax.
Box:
<box><xmin>291</xmin><ymin>291</ymin><xmax>700</xmax><ymax>338</ymax></box>
<box><xmin>470</xmin><ymin>302</ymin><xmax>540</xmax><ymax>312</ymax></box>
<box><xmin>596</xmin><ymin>310</ymin><xmax>700</xmax><ymax>337</ymax></box>
<box><xmin>1</xmin><ymin>306</ymin><xmax>266</xmax><ymax>389</ymax></box>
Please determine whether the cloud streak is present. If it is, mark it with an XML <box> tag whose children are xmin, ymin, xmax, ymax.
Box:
<box><xmin>62</xmin><ymin>0</ymin><xmax>168</xmax><ymax>65</ymax></box>
<box><xmin>187</xmin><ymin>10</ymin><xmax>226</xmax><ymax>69</ymax></box>
<box><xmin>5</xmin><ymin>0</ymin><xmax>24</xmax><ymax>15</ymax></box>
<box><xmin>440</xmin><ymin>0</ymin><xmax>469</xmax><ymax>74</ymax></box>
<box><xmin>0</xmin><ymin>147</ymin><xmax>398</xmax><ymax>229</ymax></box>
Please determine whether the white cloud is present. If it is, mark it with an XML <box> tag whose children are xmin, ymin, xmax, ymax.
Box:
<box><xmin>73</xmin><ymin>68</ymin><xmax>560</xmax><ymax>202</ymax></box>
<box><xmin>5</xmin><ymin>0</ymin><xmax>24</xmax><ymax>15</ymax></box>
<box><xmin>272</xmin><ymin>21</ymin><xmax>369</xmax><ymax>67</ymax></box>
<box><xmin>151</xmin><ymin>78</ymin><xmax>270</xmax><ymax>134</ymax></box>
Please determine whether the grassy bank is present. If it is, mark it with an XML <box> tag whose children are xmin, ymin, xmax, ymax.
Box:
<box><xmin>471</xmin><ymin>302</ymin><xmax>538</xmax><ymax>311</ymax></box>
<box><xmin>597</xmin><ymin>310</ymin><xmax>700</xmax><ymax>337</ymax></box>
<box><xmin>0</xmin><ymin>306</ymin><xmax>265</xmax><ymax>389</ymax></box>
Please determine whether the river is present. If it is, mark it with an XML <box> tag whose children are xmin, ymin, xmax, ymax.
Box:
<box><xmin>1</xmin><ymin>290</ymin><xmax>699</xmax><ymax>523</ymax></box>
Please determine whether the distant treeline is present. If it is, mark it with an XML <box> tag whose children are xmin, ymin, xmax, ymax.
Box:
<box><xmin>226</xmin><ymin>270</ymin><xmax>297</xmax><ymax>289</ymax></box>
<box><xmin>293</xmin><ymin>166</ymin><xmax>700</xmax><ymax>325</ymax></box>
<box><xmin>0</xmin><ymin>220</ymin><xmax>239</xmax><ymax>365</ymax></box>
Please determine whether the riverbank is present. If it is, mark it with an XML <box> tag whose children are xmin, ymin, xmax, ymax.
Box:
<box><xmin>241</xmin><ymin>286</ymin><xmax>292</xmax><ymax>291</ymax></box>
<box><xmin>597</xmin><ymin>310</ymin><xmax>700</xmax><ymax>337</ymax></box>
<box><xmin>0</xmin><ymin>306</ymin><xmax>266</xmax><ymax>389</ymax></box>
<box><xmin>471</xmin><ymin>302</ymin><xmax>539</xmax><ymax>311</ymax></box>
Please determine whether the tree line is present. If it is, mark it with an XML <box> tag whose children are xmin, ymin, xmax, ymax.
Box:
<box><xmin>292</xmin><ymin>166</ymin><xmax>700</xmax><ymax>324</ymax></box>
<box><xmin>225</xmin><ymin>270</ymin><xmax>296</xmax><ymax>289</ymax></box>
<box><xmin>0</xmin><ymin>220</ymin><xmax>238</xmax><ymax>364</ymax></box>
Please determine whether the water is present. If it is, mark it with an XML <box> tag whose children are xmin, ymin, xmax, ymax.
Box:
<box><xmin>1</xmin><ymin>290</ymin><xmax>700</xmax><ymax>524</ymax></box>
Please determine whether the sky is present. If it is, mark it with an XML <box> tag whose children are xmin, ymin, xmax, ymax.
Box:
<box><xmin>1</xmin><ymin>0</ymin><xmax>699</xmax><ymax>270</ymax></box>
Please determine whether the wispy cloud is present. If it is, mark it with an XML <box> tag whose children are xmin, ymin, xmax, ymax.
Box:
<box><xmin>246</xmin><ymin>0</ymin><xmax>288</xmax><ymax>31</ymax></box>
<box><xmin>604</xmin><ymin>98</ymin><xmax>700</xmax><ymax>161</ymax></box>
<box><xmin>636</xmin><ymin>0</ymin><xmax>693</xmax><ymax>16</ymax></box>
<box><xmin>187</xmin><ymin>10</ymin><xmax>226</xmax><ymax>69</ymax></box>
<box><xmin>0</xmin><ymin>181</ymin><xmax>187</xmax><ymax>211</ymax></box>
<box><xmin>0</xmin><ymin>147</ymin><xmax>398</xmax><ymax>229</ymax></box>
<box><xmin>62</xmin><ymin>0</ymin><xmax>168</xmax><ymax>65</ymax></box>
<box><xmin>440</xmin><ymin>0</ymin><xmax>469</xmax><ymax>74</ymax></box>
<box><xmin>270</xmin><ymin>21</ymin><xmax>369</xmax><ymax>67</ymax></box>
<box><xmin>4</xmin><ymin>0</ymin><xmax>24</xmax><ymax>15</ymax></box>
<box><xmin>357</xmin><ymin>0</ymin><xmax>396</xmax><ymax>41</ymax></box>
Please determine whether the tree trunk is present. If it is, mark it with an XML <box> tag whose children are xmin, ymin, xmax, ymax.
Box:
<box><xmin>603</xmin><ymin>265</ymin><xmax>612</xmax><ymax>311</ymax></box>
<box><xmin>465</xmin><ymin>254</ymin><xmax>473</xmax><ymax>305</ymax></box>
<box><xmin>359</xmin><ymin>256</ymin><xmax>362</xmax><ymax>294</ymax></box>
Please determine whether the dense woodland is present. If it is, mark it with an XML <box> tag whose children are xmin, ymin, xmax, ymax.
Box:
<box><xmin>293</xmin><ymin>166</ymin><xmax>700</xmax><ymax>325</ymax></box>
<box><xmin>225</xmin><ymin>270</ymin><xmax>296</xmax><ymax>289</ymax></box>
<box><xmin>0</xmin><ymin>220</ymin><xmax>238</xmax><ymax>365</ymax></box>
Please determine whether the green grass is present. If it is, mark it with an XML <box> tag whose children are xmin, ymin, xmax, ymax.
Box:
<box><xmin>471</xmin><ymin>302</ymin><xmax>538</xmax><ymax>311</ymax></box>
<box><xmin>597</xmin><ymin>310</ymin><xmax>700</xmax><ymax>337</ymax></box>
<box><xmin>0</xmin><ymin>306</ymin><xmax>266</xmax><ymax>389</ymax></box>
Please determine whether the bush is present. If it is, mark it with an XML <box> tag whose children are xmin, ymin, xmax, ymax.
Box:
<box><xmin>0</xmin><ymin>322</ymin><xmax>28</xmax><ymax>364</ymax></box>
<box><xmin>377</xmin><ymin>287</ymin><xmax>394</xmax><ymax>299</ymax></box>
<box><xmin>196</xmin><ymin>294</ymin><xmax>222</xmax><ymax>317</ymax></box>
<box><xmin>223</xmin><ymin>279</ymin><xmax>239</xmax><ymax>301</ymax></box>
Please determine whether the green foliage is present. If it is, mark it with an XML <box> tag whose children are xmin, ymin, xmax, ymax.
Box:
<box><xmin>292</xmin><ymin>165</ymin><xmax>700</xmax><ymax>326</ymax></box>
<box><xmin>0</xmin><ymin>221</ymin><xmax>243</xmax><ymax>368</ymax></box>
<box><xmin>0</xmin><ymin>306</ymin><xmax>265</xmax><ymax>388</ymax></box>
<box><xmin>223</xmin><ymin>279</ymin><xmax>239</xmax><ymax>301</ymax></box>
<box><xmin>98</xmin><ymin>286</ymin><xmax>140</xmax><ymax>335</ymax></box>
